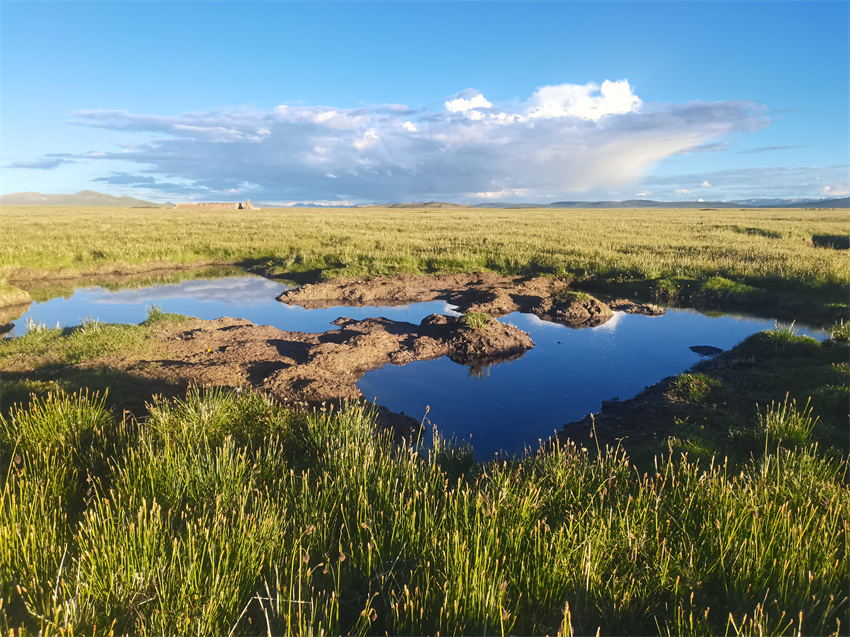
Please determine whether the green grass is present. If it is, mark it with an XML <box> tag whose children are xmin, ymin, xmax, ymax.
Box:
<box><xmin>830</xmin><ymin>319</ymin><xmax>850</xmax><ymax>343</ymax></box>
<box><xmin>462</xmin><ymin>312</ymin><xmax>492</xmax><ymax>330</ymax></box>
<box><xmin>0</xmin><ymin>389</ymin><xmax>846</xmax><ymax>636</ymax></box>
<box><xmin>657</xmin><ymin>326</ymin><xmax>849</xmax><ymax>469</ymax></box>
<box><xmin>2</xmin><ymin>206</ymin><xmax>848</xmax><ymax>316</ymax></box>
<box><xmin>669</xmin><ymin>373</ymin><xmax>721</xmax><ymax>404</ymax></box>
<box><xmin>0</xmin><ymin>307</ymin><xmax>190</xmax><ymax>369</ymax></box>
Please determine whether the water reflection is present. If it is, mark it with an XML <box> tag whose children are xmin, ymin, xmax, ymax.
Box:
<box><xmin>10</xmin><ymin>275</ymin><xmax>460</xmax><ymax>335</ymax></box>
<box><xmin>358</xmin><ymin>310</ymin><xmax>827</xmax><ymax>459</ymax></box>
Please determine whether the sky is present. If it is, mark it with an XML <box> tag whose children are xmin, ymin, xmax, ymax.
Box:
<box><xmin>2</xmin><ymin>1</ymin><xmax>848</xmax><ymax>205</ymax></box>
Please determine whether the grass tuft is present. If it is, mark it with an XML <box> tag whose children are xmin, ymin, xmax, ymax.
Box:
<box><xmin>670</xmin><ymin>372</ymin><xmax>721</xmax><ymax>404</ymax></box>
<box><xmin>462</xmin><ymin>312</ymin><xmax>492</xmax><ymax>331</ymax></box>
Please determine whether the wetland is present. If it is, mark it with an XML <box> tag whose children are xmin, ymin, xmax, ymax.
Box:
<box><xmin>1</xmin><ymin>206</ymin><xmax>847</xmax><ymax>635</ymax></box>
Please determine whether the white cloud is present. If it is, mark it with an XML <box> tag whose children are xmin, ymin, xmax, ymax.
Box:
<box><xmin>525</xmin><ymin>80</ymin><xmax>641</xmax><ymax>121</ymax></box>
<box><xmin>353</xmin><ymin>129</ymin><xmax>379</xmax><ymax>150</ymax></box>
<box><xmin>698</xmin><ymin>198</ymin><xmax>705</xmax><ymax>202</ymax></box>
<box><xmin>642</xmin><ymin>165</ymin><xmax>850</xmax><ymax>201</ymax></box>
<box><xmin>675</xmin><ymin>189</ymin><xmax>691</xmax><ymax>194</ymax></box>
<box><xmin>822</xmin><ymin>185</ymin><xmax>849</xmax><ymax>197</ymax></box>
<box><xmin>701</xmin><ymin>180</ymin><xmax>712</xmax><ymax>187</ymax></box>
<box><xmin>63</xmin><ymin>81</ymin><xmax>771</xmax><ymax>203</ymax></box>
<box><xmin>467</xmin><ymin>188</ymin><xmax>530</xmax><ymax>199</ymax></box>
<box><xmin>445</xmin><ymin>92</ymin><xmax>492</xmax><ymax>113</ymax></box>
<box><xmin>636</xmin><ymin>190</ymin><xmax>651</xmax><ymax>197</ymax></box>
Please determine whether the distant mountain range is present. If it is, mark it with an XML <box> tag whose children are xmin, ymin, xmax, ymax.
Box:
<box><xmin>0</xmin><ymin>190</ymin><xmax>169</xmax><ymax>207</ymax></box>
<box><xmin>471</xmin><ymin>197</ymin><xmax>849</xmax><ymax>209</ymax></box>
<box><xmin>1</xmin><ymin>190</ymin><xmax>846</xmax><ymax>210</ymax></box>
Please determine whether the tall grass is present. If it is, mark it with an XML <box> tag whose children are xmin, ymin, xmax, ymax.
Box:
<box><xmin>0</xmin><ymin>388</ymin><xmax>846</xmax><ymax>635</ymax></box>
<box><xmin>2</xmin><ymin>207</ymin><xmax>847</xmax><ymax>298</ymax></box>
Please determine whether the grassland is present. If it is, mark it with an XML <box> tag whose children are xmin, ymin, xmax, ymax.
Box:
<box><xmin>1</xmin><ymin>385</ymin><xmax>847</xmax><ymax>636</ymax></box>
<box><xmin>1</xmin><ymin>206</ymin><xmax>848</xmax><ymax>635</ymax></box>
<box><xmin>1</xmin><ymin>206</ymin><xmax>847</xmax><ymax>317</ymax></box>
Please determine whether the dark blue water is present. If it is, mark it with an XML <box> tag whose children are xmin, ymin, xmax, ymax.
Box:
<box><xmin>9</xmin><ymin>275</ymin><xmax>826</xmax><ymax>458</ymax></box>
<box><xmin>358</xmin><ymin>311</ymin><xmax>826</xmax><ymax>458</ymax></box>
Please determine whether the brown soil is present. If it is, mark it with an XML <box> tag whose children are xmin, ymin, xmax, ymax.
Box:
<box><xmin>69</xmin><ymin>311</ymin><xmax>532</xmax><ymax>438</ymax></box>
<box><xmin>278</xmin><ymin>273</ymin><xmax>663</xmax><ymax>327</ymax></box>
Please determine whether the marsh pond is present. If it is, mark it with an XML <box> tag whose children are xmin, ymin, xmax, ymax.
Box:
<box><xmin>7</xmin><ymin>272</ymin><xmax>826</xmax><ymax>458</ymax></box>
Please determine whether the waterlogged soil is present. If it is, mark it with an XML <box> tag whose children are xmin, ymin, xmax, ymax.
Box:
<box><xmin>278</xmin><ymin>273</ymin><xmax>664</xmax><ymax>325</ymax></box>
<box><xmin>3</xmin><ymin>260</ymin><xmax>229</xmax><ymax>290</ymax></box>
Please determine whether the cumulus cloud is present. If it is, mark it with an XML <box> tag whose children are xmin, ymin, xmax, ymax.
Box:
<box><xmin>675</xmin><ymin>189</ymin><xmax>692</xmax><ymax>194</ymax></box>
<box><xmin>445</xmin><ymin>91</ymin><xmax>493</xmax><ymax>113</ymax></box>
<box><xmin>525</xmin><ymin>80</ymin><xmax>641</xmax><ymax>121</ymax></box>
<box><xmin>701</xmin><ymin>180</ymin><xmax>712</xmax><ymax>187</ymax></box>
<box><xmin>58</xmin><ymin>80</ymin><xmax>771</xmax><ymax>203</ymax></box>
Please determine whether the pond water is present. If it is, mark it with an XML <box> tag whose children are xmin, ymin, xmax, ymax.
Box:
<box><xmin>11</xmin><ymin>276</ymin><xmax>459</xmax><ymax>335</ymax></box>
<box><xmin>9</xmin><ymin>274</ymin><xmax>827</xmax><ymax>458</ymax></box>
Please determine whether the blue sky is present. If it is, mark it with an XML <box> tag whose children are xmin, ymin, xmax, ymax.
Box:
<box><xmin>2</xmin><ymin>1</ymin><xmax>848</xmax><ymax>204</ymax></box>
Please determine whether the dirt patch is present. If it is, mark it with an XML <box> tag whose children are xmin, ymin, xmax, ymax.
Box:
<box><xmin>609</xmin><ymin>299</ymin><xmax>665</xmax><ymax>316</ymax></box>
<box><xmin>66</xmin><ymin>313</ymin><xmax>532</xmax><ymax>439</ymax></box>
<box><xmin>277</xmin><ymin>273</ymin><xmax>664</xmax><ymax>327</ymax></box>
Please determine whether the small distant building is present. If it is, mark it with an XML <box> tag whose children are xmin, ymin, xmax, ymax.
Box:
<box><xmin>175</xmin><ymin>200</ymin><xmax>254</xmax><ymax>210</ymax></box>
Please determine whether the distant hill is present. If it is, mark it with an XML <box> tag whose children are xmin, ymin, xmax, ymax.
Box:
<box><xmin>358</xmin><ymin>202</ymin><xmax>474</xmax><ymax>209</ymax></box>
<box><xmin>780</xmin><ymin>197</ymin><xmax>849</xmax><ymax>209</ymax></box>
<box><xmin>0</xmin><ymin>190</ymin><xmax>166</xmax><ymax>207</ymax></box>
<box><xmin>474</xmin><ymin>197</ymin><xmax>849</xmax><ymax>209</ymax></box>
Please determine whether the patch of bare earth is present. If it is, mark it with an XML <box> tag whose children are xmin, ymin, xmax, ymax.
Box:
<box><xmin>277</xmin><ymin>273</ymin><xmax>663</xmax><ymax>327</ymax></box>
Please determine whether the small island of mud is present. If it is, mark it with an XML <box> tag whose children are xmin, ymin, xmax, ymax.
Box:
<box><xmin>277</xmin><ymin>273</ymin><xmax>663</xmax><ymax>327</ymax></box>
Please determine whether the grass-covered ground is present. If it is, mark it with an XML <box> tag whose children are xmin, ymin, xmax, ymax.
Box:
<box><xmin>2</xmin><ymin>206</ymin><xmax>848</xmax><ymax>317</ymax></box>
<box><xmin>1</xmin><ymin>387</ymin><xmax>847</xmax><ymax>636</ymax></box>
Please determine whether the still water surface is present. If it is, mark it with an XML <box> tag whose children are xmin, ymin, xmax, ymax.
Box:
<box><xmin>11</xmin><ymin>274</ymin><xmax>826</xmax><ymax>458</ymax></box>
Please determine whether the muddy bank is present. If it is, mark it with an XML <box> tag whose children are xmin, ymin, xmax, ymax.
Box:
<box><xmin>278</xmin><ymin>273</ymin><xmax>664</xmax><ymax>327</ymax></box>
<box><xmin>66</xmin><ymin>313</ymin><xmax>532</xmax><ymax>438</ymax></box>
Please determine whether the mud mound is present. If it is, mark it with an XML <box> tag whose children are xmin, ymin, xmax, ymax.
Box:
<box><xmin>267</xmin><ymin>314</ymin><xmax>533</xmax><ymax>403</ymax></box>
<box><xmin>277</xmin><ymin>273</ymin><xmax>664</xmax><ymax>328</ymax></box>
<box><xmin>420</xmin><ymin>314</ymin><xmax>534</xmax><ymax>367</ymax></box>
<box><xmin>535</xmin><ymin>293</ymin><xmax>614</xmax><ymax>327</ymax></box>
